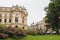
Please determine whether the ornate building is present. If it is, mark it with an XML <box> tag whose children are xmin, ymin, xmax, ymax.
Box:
<box><xmin>0</xmin><ymin>5</ymin><xmax>28</xmax><ymax>29</ymax></box>
<box><xmin>30</xmin><ymin>19</ymin><xmax>46</xmax><ymax>33</ymax></box>
<box><xmin>36</xmin><ymin>20</ymin><xmax>46</xmax><ymax>32</ymax></box>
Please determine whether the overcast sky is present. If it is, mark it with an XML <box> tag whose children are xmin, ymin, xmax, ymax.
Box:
<box><xmin>0</xmin><ymin>0</ymin><xmax>50</xmax><ymax>25</ymax></box>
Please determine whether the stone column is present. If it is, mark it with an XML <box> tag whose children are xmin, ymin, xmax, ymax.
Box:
<box><xmin>7</xmin><ymin>14</ymin><xmax>9</xmax><ymax>23</ymax></box>
<box><xmin>2</xmin><ymin>18</ymin><xmax>4</xmax><ymax>23</ymax></box>
<box><xmin>2</xmin><ymin>14</ymin><xmax>4</xmax><ymax>23</ymax></box>
<box><xmin>11</xmin><ymin>14</ymin><xmax>15</xmax><ymax>23</ymax></box>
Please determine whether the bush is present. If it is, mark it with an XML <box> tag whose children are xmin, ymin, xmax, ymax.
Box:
<box><xmin>0</xmin><ymin>33</ymin><xmax>8</xmax><ymax>38</ymax></box>
<box><xmin>8</xmin><ymin>31</ymin><xmax>15</xmax><ymax>38</ymax></box>
<box><xmin>37</xmin><ymin>30</ymin><xmax>45</xmax><ymax>35</ymax></box>
<box><xmin>0</xmin><ymin>24</ymin><xmax>5</xmax><ymax>33</ymax></box>
<box><xmin>0</xmin><ymin>26</ymin><xmax>27</xmax><ymax>38</ymax></box>
<box><xmin>27</xmin><ymin>29</ymin><xmax>38</xmax><ymax>35</ymax></box>
<box><xmin>7</xmin><ymin>27</ymin><xmax>27</xmax><ymax>37</ymax></box>
<box><xmin>16</xmin><ymin>28</ymin><xmax>27</xmax><ymax>36</ymax></box>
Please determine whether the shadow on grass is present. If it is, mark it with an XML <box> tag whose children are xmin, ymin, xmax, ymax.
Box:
<box><xmin>0</xmin><ymin>36</ymin><xmax>27</xmax><ymax>40</ymax></box>
<box><xmin>12</xmin><ymin>35</ymin><xmax>27</xmax><ymax>40</ymax></box>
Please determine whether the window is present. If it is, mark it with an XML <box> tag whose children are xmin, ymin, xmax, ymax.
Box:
<box><xmin>0</xmin><ymin>19</ymin><xmax>1</xmax><ymax>22</ymax></box>
<box><xmin>23</xmin><ymin>26</ymin><xmax>24</xmax><ymax>29</ymax></box>
<box><xmin>15</xmin><ymin>25</ymin><xmax>18</xmax><ymax>28</ymax></box>
<box><xmin>4</xmin><ymin>19</ymin><xmax>6</xmax><ymax>23</ymax></box>
<box><xmin>0</xmin><ymin>14</ymin><xmax>2</xmax><ymax>17</ymax></box>
<box><xmin>9</xmin><ymin>19</ymin><xmax>11</xmax><ymax>23</ymax></box>
<box><xmin>22</xmin><ymin>17</ymin><xmax>24</xmax><ymax>24</ymax></box>
<box><xmin>15</xmin><ymin>17</ymin><xmax>18</xmax><ymax>22</ymax></box>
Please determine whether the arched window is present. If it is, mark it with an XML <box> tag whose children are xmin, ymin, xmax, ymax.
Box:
<box><xmin>4</xmin><ymin>19</ymin><xmax>6</xmax><ymax>23</ymax></box>
<box><xmin>23</xmin><ymin>26</ymin><xmax>24</xmax><ymax>29</ymax></box>
<box><xmin>9</xmin><ymin>19</ymin><xmax>11</xmax><ymax>23</ymax></box>
<box><xmin>0</xmin><ymin>19</ymin><xmax>1</xmax><ymax>22</ymax></box>
<box><xmin>22</xmin><ymin>17</ymin><xmax>24</xmax><ymax>24</ymax></box>
<box><xmin>15</xmin><ymin>17</ymin><xmax>18</xmax><ymax>22</ymax></box>
<box><xmin>15</xmin><ymin>25</ymin><xmax>18</xmax><ymax>28</ymax></box>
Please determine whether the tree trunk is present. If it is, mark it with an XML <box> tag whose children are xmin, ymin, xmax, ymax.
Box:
<box><xmin>56</xmin><ymin>26</ymin><xmax>59</xmax><ymax>34</ymax></box>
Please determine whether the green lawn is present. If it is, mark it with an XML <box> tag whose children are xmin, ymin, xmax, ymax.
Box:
<box><xmin>0</xmin><ymin>35</ymin><xmax>60</xmax><ymax>40</ymax></box>
<box><xmin>20</xmin><ymin>35</ymin><xmax>60</xmax><ymax>40</ymax></box>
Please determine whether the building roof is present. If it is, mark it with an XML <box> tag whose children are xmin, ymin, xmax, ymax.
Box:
<box><xmin>0</xmin><ymin>5</ymin><xmax>27</xmax><ymax>12</ymax></box>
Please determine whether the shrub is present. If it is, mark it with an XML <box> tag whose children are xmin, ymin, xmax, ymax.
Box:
<box><xmin>0</xmin><ymin>33</ymin><xmax>8</xmax><ymax>38</ymax></box>
<box><xmin>7</xmin><ymin>27</ymin><xmax>27</xmax><ymax>37</ymax></box>
<box><xmin>0</xmin><ymin>24</ymin><xmax>5</xmax><ymax>33</ymax></box>
<box><xmin>27</xmin><ymin>29</ymin><xmax>38</xmax><ymax>35</ymax></box>
<box><xmin>0</xmin><ymin>26</ymin><xmax>27</xmax><ymax>38</ymax></box>
<box><xmin>37</xmin><ymin>30</ymin><xmax>45</xmax><ymax>35</ymax></box>
<box><xmin>16</xmin><ymin>28</ymin><xmax>27</xmax><ymax>36</ymax></box>
<box><xmin>8</xmin><ymin>31</ymin><xmax>15</xmax><ymax>38</ymax></box>
<box><xmin>7</xmin><ymin>27</ymin><xmax>17</xmax><ymax>38</ymax></box>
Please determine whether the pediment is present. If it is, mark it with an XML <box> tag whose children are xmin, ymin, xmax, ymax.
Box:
<box><xmin>11</xmin><ymin>7</ymin><xmax>20</xmax><ymax>12</ymax></box>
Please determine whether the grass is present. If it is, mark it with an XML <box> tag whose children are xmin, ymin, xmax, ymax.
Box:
<box><xmin>0</xmin><ymin>35</ymin><xmax>60</xmax><ymax>40</ymax></box>
<box><xmin>20</xmin><ymin>35</ymin><xmax>60</xmax><ymax>40</ymax></box>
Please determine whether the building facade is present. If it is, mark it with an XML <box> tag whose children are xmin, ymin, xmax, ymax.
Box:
<box><xmin>36</xmin><ymin>20</ymin><xmax>46</xmax><ymax>33</ymax></box>
<box><xmin>0</xmin><ymin>5</ymin><xmax>28</xmax><ymax>29</ymax></box>
<box><xmin>30</xmin><ymin>19</ymin><xmax>46</xmax><ymax>33</ymax></box>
